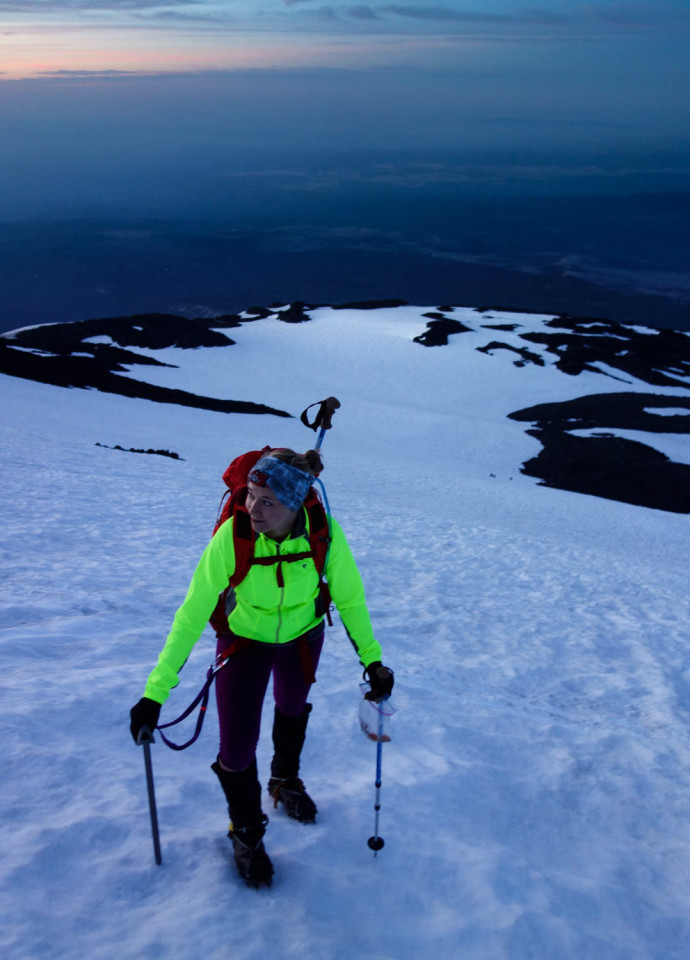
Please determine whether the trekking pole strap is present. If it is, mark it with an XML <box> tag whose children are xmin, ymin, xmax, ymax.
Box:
<box><xmin>156</xmin><ymin>668</ymin><xmax>213</xmax><ymax>751</ymax></box>
<box><xmin>156</xmin><ymin>636</ymin><xmax>250</xmax><ymax>751</ymax></box>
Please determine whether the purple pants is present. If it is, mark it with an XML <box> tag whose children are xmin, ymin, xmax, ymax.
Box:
<box><xmin>214</xmin><ymin>627</ymin><xmax>324</xmax><ymax>771</ymax></box>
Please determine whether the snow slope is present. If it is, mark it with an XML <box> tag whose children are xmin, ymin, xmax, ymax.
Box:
<box><xmin>1</xmin><ymin>304</ymin><xmax>689</xmax><ymax>960</ymax></box>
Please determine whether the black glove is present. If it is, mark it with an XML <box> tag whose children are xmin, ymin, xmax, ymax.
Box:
<box><xmin>364</xmin><ymin>662</ymin><xmax>394</xmax><ymax>701</ymax></box>
<box><xmin>130</xmin><ymin>697</ymin><xmax>161</xmax><ymax>744</ymax></box>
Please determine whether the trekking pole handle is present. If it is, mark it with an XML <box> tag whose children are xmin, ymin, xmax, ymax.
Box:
<box><xmin>301</xmin><ymin>397</ymin><xmax>341</xmax><ymax>450</ymax></box>
<box><xmin>319</xmin><ymin>397</ymin><xmax>341</xmax><ymax>430</ymax></box>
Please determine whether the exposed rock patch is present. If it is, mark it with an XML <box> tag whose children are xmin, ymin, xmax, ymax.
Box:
<box><xmin>95</xmin><ymin>443</ymin><xmax>184</xmax><ymax>460</ymax></box>
<box><xmin>477</xmin><ymin>340</ymin><xmax>545</xmax><ymax>367</ymax></box>
<box><xmin>0</xmin><ymin>313</ymin><xmax>290</xmax><ymax>418</ymax></box>
<box><xmin>509</xmin><ymin>393</ymin><xmax>690</xmax><ymax>513</ymax></box>
<box><xmin>332</xmin><ymin>299</ymin><xmax>408</xmax><ymax>311</ymax></box>
<box><xmin>413</xmin><ymin>315</ymin><xmax>472</xmax><ymax>346</ymax></box>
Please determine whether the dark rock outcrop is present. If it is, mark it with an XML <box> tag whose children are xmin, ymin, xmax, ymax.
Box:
<box><xmin>0</xmin><ymin>313</ymin><xmax>290</xmax><ymax>418</ymax></box>
<box><xmin>509</xmin><ymin>393</ymin><xmax>690</xmax><ymax>513</ymax></box>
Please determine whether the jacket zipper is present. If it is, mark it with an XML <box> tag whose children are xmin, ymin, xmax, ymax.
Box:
<box><xmin>274</xmin><ymin>540</ymin><xmax>285</xmax><ymax>643</ymax></box>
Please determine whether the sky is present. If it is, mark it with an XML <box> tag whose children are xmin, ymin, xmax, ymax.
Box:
<box><xmin>1</xmin><ymin>1</ymin><xmax>690</xmax><ymax>79</ymax></box>
<box><xmin>2</xmin><ymin>2</ymin><xmax>689</xmax><ymax>214</ymax></box>
<box><xmin>2</xmin><ymin>2</ymin><xmax>688</xmax><ymax>141</ymax></box>
<box><xmin>1</xmin><ymin>2</ymin><xmax>689</xmax><ymax>329</ymax></box>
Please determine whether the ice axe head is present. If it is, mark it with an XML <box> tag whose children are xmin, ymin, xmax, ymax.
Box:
<box><xmin>136</xmin><ymin>726</ymin><xmax>155</xmax><ymax>746</ymax></box>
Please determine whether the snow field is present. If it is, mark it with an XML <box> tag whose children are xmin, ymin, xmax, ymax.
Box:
<box><xmin>1</xmin><ymin>305</ymin><xmax>689</xmax><ymax>959</ymax></box>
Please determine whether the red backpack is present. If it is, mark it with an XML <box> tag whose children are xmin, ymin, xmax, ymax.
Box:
<box><xmin>208</xmin><ymin>447</ymin><xmax>333</xmax><ymax>639</ymax></box>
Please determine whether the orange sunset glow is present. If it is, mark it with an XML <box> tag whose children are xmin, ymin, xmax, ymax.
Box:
<box><xmin>3</xmin><ymin>29</ymin><xmax>350</xmax><ymax>80</ymax></box>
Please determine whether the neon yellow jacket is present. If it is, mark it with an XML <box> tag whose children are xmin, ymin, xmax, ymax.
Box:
<box><xmin>144</xmin><ymin>512</ymin><xmax>382</xmax><ymax>704</ymax></box>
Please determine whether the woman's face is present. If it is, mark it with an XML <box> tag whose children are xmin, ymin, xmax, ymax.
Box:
<box><xmin>246</xmin><ymin>481</ymin><xmax>297</xmax><ymax>540</ymax></box>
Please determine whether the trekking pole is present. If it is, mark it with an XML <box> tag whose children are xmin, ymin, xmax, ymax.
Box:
<box><xmin>137</xmin><ymin>727</ymin><xmax>162</xmax><ymax>865</ymax></box>
<box><xmin>368</xmin><ymin>718</ymin><xmax>385</xmax><ymax>856</ymax></box>
<box><xmin>300</xmin><ymin>397</ymin><xmax>341</xmax><ymax>450</ymax></box>
<box><xmin>359</xmin><ymin>689</ymin><xmax>396</xmax><ymax>857</ymax></box>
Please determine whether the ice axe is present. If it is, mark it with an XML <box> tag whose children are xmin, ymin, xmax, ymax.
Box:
<box><xmin>300</xmin><ymin>397</ymin><xmax>341</xmax><ymax>450</ymax></box>
<box><xmin>137</xmin><ymin>726</ymin><xmax>162</xmax><ymax>865</ymax></box>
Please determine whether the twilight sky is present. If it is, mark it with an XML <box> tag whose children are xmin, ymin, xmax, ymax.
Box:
<box><xmin>1</xmin><ymin>2</ymin><xmax>688</xmax><ymax>331</ymax></box>
<box><xmin>2</xmin><ymin>1</ymin><xmax>689</xmax><ymax>221</ymax></box>
<box><xmin>1</xmin><ymin>1</ymin><xmax>690</xmax><ymax>79</ymax></box>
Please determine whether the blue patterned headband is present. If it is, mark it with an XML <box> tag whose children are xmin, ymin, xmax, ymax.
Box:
<box><xmin>248</xmin><ymin>456</ymin><xmax>313</xmax><ymax>511</ymax></box>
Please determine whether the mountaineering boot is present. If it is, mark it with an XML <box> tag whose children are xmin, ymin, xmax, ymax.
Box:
<box><xmin>211</xmin><ymin>757</ymin><xmax>274</xmax><ymax>888</ymax></box>
<box><xmin>226</xmin><ymin>816</ymin><xmax>271</xmax><ymax>888</ymax></box>
<box><xmin>268</xmin><ymin>704</ymin><xmax>318</xmax><ymax>823</ymax></box>
<box><xmin>268</xmin><ymin>776</ymin><xmax>317</xmax><ymax>823</ymax></box>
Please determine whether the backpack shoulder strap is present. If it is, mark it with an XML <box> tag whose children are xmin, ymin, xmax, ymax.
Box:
<box><xmin>229</xmin><ymin>498</ymin><xmax>256</xmax><ymax>588</ymax></box>
<box><xmin>303</xmin><ymin>491</ymin><xmax>332</xmax><ymax>624</ymax></box>
<box><xmin>303</xmin><ymin>492</ymin><xmax>330</xmax><ymax>576</ymax></box>
<box><xmin>209</xmin><ymin>447</ymin><xmax>267</xmax><ymax>638</ymax></box>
